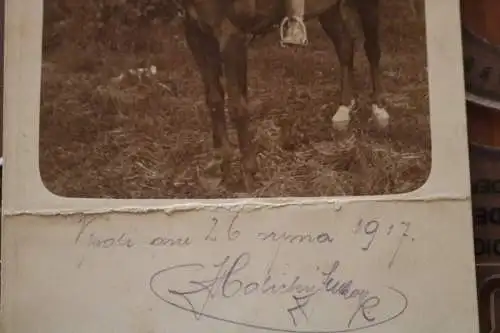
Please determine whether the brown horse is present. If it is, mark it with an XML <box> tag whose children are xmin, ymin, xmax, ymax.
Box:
<box><xmin>180</xmin><ymin>0</ymin><xmax>388</xmax><ymax>191</ymax></box>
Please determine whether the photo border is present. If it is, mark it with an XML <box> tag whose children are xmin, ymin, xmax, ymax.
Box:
<box><xmin>0</xmin><ymin>3</ymin><xmax>481</xmax><ymax>332</ymax></box>
<box><xmin>3</xmin><ymin>0</ymin><xmax>469</xmax><ymax>213</ymax></box>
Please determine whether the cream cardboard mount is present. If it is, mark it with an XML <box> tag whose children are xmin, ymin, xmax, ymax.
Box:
<box><xmin>1</xmin><ymin>0</ymin><xmax>479</xmax><ymax>332</ymax></box>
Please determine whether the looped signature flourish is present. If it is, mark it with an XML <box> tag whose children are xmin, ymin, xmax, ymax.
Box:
<box><xmin>149</xmin><ymin>252</ymin><xmax>408</xmax><ymax>333</ymax></box>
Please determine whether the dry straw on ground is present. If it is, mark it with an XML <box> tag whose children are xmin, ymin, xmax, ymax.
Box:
<box><xmin>39</xmin><ymin>0</ymin><xmax>431</xmax><ymax>199</ymax></box>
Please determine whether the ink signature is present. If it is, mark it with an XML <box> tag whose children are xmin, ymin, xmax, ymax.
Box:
<box><xmin>149</xmin><ymin>252</ymin><xmax>408</xmax><ymax>332</ymax></box>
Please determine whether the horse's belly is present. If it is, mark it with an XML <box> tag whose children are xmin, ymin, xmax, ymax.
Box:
<box><xmin>305</xmin><ymin>0</ymin><xmax>339</xmax><ymax>17</ymax></box>
<box><xmin>231</xmin><ymin>0</ymin><xmax>338</xmax><ymax>33</ymax></box>
<box><xmin>253</xmin><ymin>0</ymin><xmax>338</xmax><ymax>17</ymax></box>
<box><xmin>254</xmin><ymin>0</ymin><xmax>280</xmax><ymax>15</ymax></box>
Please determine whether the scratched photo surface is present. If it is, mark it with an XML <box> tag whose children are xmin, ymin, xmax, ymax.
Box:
<box><xmin>39</xmin><ymin>0</ymin><xmax>430</xmax><ymax>199</ymax></box>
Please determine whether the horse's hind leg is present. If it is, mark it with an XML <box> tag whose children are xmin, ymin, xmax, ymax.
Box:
<box><xmin>219</xmin><ymin>20</ymin><xmax>257</xmax><ymax>191</ymax></box>
<box><xmin>355</xmin><ymin>0</ymin><xmax>389</xmax><ymax>129</ymax></box>
<box><xmin>184</xmin><ymin>18</ymin><xmax>232</xmax><ymax>180</ymax></box>
<box><xmin>319</xmin><ymin>5</ymin><xmax>356</xmax><ymax>132</ymax></box>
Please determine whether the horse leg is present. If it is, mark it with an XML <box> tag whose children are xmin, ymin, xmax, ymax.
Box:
<box><xmin>318</xmin><ymin>6</ymin><xmax>356</xmax><ymax>132</ymax></box>
<box><xmin>355</xmin><ymin>0</ymin><xmax>389</xmax><ymax>129</ymax></box>
<box><xmin>184</xmin><ymin>18</ymin><xmax>232</xmax><ymax>180</ymax></box>
<box><xmin>218</xmin><ymin>20</ymin><xmax>257</xmax><ymax>191</ymax></box>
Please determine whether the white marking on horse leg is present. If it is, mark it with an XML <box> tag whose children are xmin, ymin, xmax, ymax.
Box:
<box><xmin>372</xmin><ymin>104</ymin><xmax>390</xmax><ymax>129</ymax></box>
<box><xmin>205</xmin><ymin>144</ymin><xmax>232</xmax><ymax>177</ymax></box>
<box><xmin>332</xmin><ymin>101</ymin><xmax>355</xmax><ymax>131</ymax></box>
<box><xmin>204</xmin><ymin>152</ymin><xmax>224</xmax><ymax>175</ymax></box>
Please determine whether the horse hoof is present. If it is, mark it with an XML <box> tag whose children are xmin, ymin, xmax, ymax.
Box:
<box><xmin>332</xmin><ymin>105</ymin><xmax>352</xmax><ymax>131</ymax></box>
<box><xmin>371</xmin><ymin>104</ymin><xmax>390</xmax><ymax>129</ymax></box>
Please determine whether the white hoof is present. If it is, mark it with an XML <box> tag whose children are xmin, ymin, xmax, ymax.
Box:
<box><xmin>332</xmin><ymin>105</ymin><xmax>352</xmax><ymax>131</ymax></box>
<box><xmin>372</xmin><ymin>104</ymin><xmax>390</xmax><ymax>129</ymax></box>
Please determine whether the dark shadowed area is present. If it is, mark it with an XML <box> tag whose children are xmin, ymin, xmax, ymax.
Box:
<box><xmin>39</xmin><ymin>0</ymin><xmax>430</xmax><ymax>199</ymax></box>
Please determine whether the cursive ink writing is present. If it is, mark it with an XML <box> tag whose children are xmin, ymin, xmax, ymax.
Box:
<box><xmin>354</xmin><ymin>219</ymin><xmax>415</xmax><ymax>268</ymax></box>
<box><xmin>74</xmin><ymin>216</ymin><xmax>192</xmax><ymax>249</ymax></box>
<box><xmin>256</xmin><ymin>231</ymin><xmax>334</xmax><ymax>245</ymax></box>
<box><xmin>204</xmin><ymin>213</ymin><xmax>241</xmax><ymax>242</ymax></box>
<box><xmin>149</xmin><ymin>252</ymin><xmax>408</xmax><ymax>332</ymax></box>
<box><xmin>75</xmin><ymin>217</ymin><xmax>135</xmax><ymax>248</ymax></box>
<box><xmin>150</xmin><ymin>236</ymin><xmax>192</xmax><ymax>247</ymax></box>
<box><xmin>388</xmin><ymin>222</ymin><xmax>413</xmax><ymax>269</ymax></box>
<box><xmin>288</xmin><ymin>294</ymin><xmax>314</xmax><ymax>326</ymax></box>
<box><xmin>354</xmin><ymin>219</ymin><xmax>380</xmax><ymax>251</ymax></box>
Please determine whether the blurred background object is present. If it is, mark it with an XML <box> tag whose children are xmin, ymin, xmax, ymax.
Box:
<box><xmin>461</xmin><ymin>0</ymin><xmax>500</xmax><ymax>46</ymax></box>
<box><xmin>461</xmin><ymin>0</ymin><xmax>500</xmax><ymax>332</ymax></box>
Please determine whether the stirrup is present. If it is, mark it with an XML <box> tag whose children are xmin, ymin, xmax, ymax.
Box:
<box><xmin>279</xmin><ymin>16</ymin><xmax>308</xmax><ymax>47</ymax></box>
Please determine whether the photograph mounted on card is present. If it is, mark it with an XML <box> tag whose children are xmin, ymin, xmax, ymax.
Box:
<box><xmin>38</xmin><ymin>0</ymin><xmax>431</xmax><ymax>199</ymax></box>
<box><xmin>1</xmin><ymin>0</ymin><xmax>479</xmax><ymax>333</ymax></box>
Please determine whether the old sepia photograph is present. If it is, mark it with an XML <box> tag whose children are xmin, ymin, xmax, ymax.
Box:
<box><xmin>39</xmin><ymin>0</ymin><xmax>430</xmax><ymax>199</ymax></box>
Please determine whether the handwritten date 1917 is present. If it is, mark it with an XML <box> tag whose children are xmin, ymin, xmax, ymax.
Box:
<box><xmin>354</xmin><ymin>219</ymin><xmax>415</xmax><ymax>269</ymax></box>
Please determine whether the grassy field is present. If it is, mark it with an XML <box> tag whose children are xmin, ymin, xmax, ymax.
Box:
<box><xmin>39</xmin><ymin>0</ymin><xmax>430</xmax><ymax>199</ymax></box>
